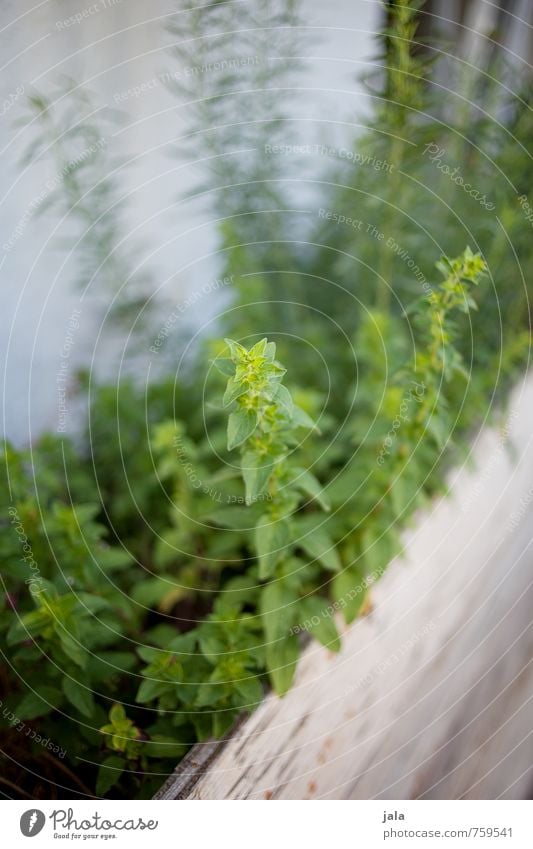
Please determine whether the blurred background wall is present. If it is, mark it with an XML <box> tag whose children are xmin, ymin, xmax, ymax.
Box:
<box><xmin>1</xmin><ymin>0</ymin><xmax>380</xmax><ymax>443</ymax></box>
<box><xmin>1</xmin><ymin>0</ymin><xmax>531</xmax><ymax>444</ymax></box>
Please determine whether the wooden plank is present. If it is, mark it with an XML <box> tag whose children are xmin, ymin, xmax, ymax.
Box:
<box><xmin>158</xmin><ymin>374</ymin><xmax>533</xmax><ymax>799</ymax></box>
<box><xmin>154</xmin><ymin>715</ymin><xmax>249</xmax><ymax>800</ymax></box>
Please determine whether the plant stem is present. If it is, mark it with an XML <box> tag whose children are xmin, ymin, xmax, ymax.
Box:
<box><xmin>376</xmin><ymin>133</ymin><xmax>404</xmax><ymax>312</ymax></box>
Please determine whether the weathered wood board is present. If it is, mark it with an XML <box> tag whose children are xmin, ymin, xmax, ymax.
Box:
<box><xmin>156</xmin><ymin>374</ymin><xmax>533</xmax><ymax>800</ymax></box>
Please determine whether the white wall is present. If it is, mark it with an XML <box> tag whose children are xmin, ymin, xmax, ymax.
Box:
<box><xmin>0</xmin><ymin>0</ymin><xmax>381</xmax><ymax>444</ymax></box>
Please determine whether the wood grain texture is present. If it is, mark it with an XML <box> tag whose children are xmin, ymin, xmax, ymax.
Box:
<box><xmin>157</xmin><ymin>374</ymin><xmax>533</xmax><ymax>800</ymax></box>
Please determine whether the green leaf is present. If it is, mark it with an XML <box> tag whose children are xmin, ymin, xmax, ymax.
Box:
<box><xmin>223</xmin><ymin>376</ymin><xmax>248</xmax><ymax>407</ymax></box>
<box><xmin>137</xmin><ymin>645</ymin><xmax>165</xmax><ymax>663</ymax></box>
<box><xmin>260</xmin><ymin>580</ymin><xmax>301</xmax><ymax>693</ymax></box>
<box><xmin>16</xmin><ymin>686</ymin><xmax>63</xmax><ymax>720</ymax></box>
<box><xmin>191</xmin><ymin>713</ymin><xmax>213</xmax><ymax>742</ymax></box>
<box><xmin>426</xmin><ymin>412</ymin><xmax>448</xmax><ymax>449</ymax></box>
<box><xmin>7</xmin><ymin>608</ymin><xmax>50</xmax><ymax>645</ymax></box>
<box><xmin>72</xmin><ymin>503</ymin><xmax>101</xmax><ymax>524</ymax></box>
<box><xmin>361</xmin><ymin>527</ymin><xmax>400</xmax><ymax>579</ymax></box>
<box><xmin>249</xmin><ymin>337</ymin><xmax>268</xmax><ymax>357</ymax></box>
<box><xmin>224</xmin><ymin>338</ymin><xmax>247</xmax><ymax>360</ymax></box>
<box><xmin>289</xmin><ymin>467</ymin><xmax>330</xmax><ymax>511</ymax></box>
<box><xmin>205</xmin><ymin>505</ymin><xmax>260</xmax><ymax>529</ymax></box>
<box><xmin>97</xmin><ymin>547</ymin><xmax>132</xmax><ymax>571</ymax></box>
<box><xmin>271</xmin><ymin>383</ymin><xmax>293</xmax><ymax>416</ymax></box>
<box><xmin>131</xmin><ymin>577</ymin><xmax>177</xmax><ymax>606</ymax></box>
<box><xmin>211</xmin><ymin>357</ymin><xmax>236</xmax><ymax>377</ymax></box>
<box><xmin>142</xmin><ymin>736</ymin><xmax>187</xmax><ymax>759</ymax></box>
<box><xmin>62</xmin><ymin>677</ymin><xmax>95</xmax><ymax>718</ymax></box>
<box><xmin>260</xmin><ymin>580</ymin><xmax>298</xmax><ymax>643</ymax></box>
<box><xmin>96</xmin><ymin>755</ymin><xmax>124</xmax><ymax>796</ymax></box>
<box><xmin>136</xmin><ymin>678</ymin><xmax>170</xmax><ymax>704</ymax></box>
<box><xmin>255</xmin><ymin>515</ymin><xmax>291</xmax><ymax>580</ymax></box>
<box><xmin>298</xmin><ymin>596</ymin><xmax>341</xmax><ymax>651</ymax></box>
<box><xmin>213</xmin><ymin>709</ymin><xmax>237</xmax><ymax>737</ymax></box>
<box><xmin>266</xmin><ymin>636</ymin><xmax>299</xmax><ymax>696</ymax></box>
<box><xmin>91</xmin><ymin>651</ymin><xmax>137</xmax><ymax>673</ymax></box>
<box><xmin>195</xmin><ymin>681</ymin><xmax>226</xmax><ymax>707</ymax></box>
<box><xmin>227</xmin><ymin>408</ymin><xmax>258</xmax><ymax>450</ymax></box>
<box><xmin>241</xmin><ymin>451</ymin><xmax>274</xmax><ymax>505</ymax></box>
<box><xmin>55</xmin><ymin>627</ymin><xmax>87</xmax><ymax>668</ymax></box>
<box><xmin>109</xmin><ymin>703</ymin><xmax>127</xmax><ymax>725</ymax></box>
<box><xmin>264</xmin><ymin>341</ymin><xmax>276</xmax><ymax>361</ymax></box>
<box><xmin>292</xmin><ymin>405</ymin><xmax>318</xmax><ymax>431</ymax></box>
<box><xmin>234</xmin><ymin>674</ymin><xmax>264</xmax><ymax>706</ymax></box>
<box><xmin>332</xmin><ymin>569</ymin><xmax>369</xmax><ymax>625</ymax></box>
<box><xmin>296</xmin><ymin>519</ymin><xmax>341</xmax><ymax>572</ymax></box>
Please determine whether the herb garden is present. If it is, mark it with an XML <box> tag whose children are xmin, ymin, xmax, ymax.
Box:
<box><xmin>1</xmin><ymin>0</ymin><xmax>532</xmax><ymax>799</ymax></box>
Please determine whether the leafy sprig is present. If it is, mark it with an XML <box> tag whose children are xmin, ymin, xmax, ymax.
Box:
<box><xmin>221</xmin><ymin>338</ymin><xmax>339</xmax><ymax>693</ymax></box>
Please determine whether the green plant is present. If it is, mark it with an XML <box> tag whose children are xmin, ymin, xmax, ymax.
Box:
<box><xmin>0</xmin><ymin>245</ymin><xmax>497</xmax><ymax>799</ymax></box>
<box><xmin>220</xmin><ymin>337</ymin><xmax>338</xmax><ymax>692</ymax></box>
<box><xmin>2</xmin><ymin>0</ymin><xmax>530</xmax><ymax>802</ymax></box>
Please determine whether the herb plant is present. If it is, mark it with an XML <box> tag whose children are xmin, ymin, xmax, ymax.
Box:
<box><xmin>1</xmin><ymin>0</ymin><xmax>530</xmax><ymax>800</ymax></box>
<box><xmin>1</xmin><ymin>249</ymin><xmax>487</xmax><ymax>797</ymax></box>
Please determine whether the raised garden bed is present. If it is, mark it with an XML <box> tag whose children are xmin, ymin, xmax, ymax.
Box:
<box><xmin>155</xmin><ymin>374</ymin><xmax>533</xmax><ymax>800</ymax></box>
